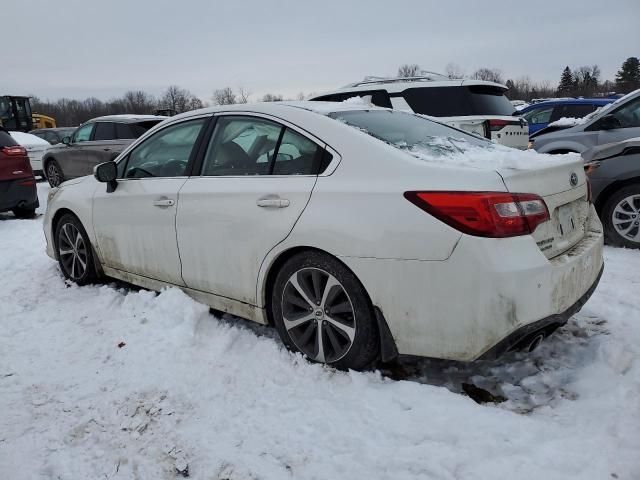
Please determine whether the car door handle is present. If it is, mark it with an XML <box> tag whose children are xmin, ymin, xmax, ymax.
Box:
<box><xmin>256</xmin><ymin>197</ymin><xmax>290</xmax><ymax>208</ymax></box>
<box><xmin>153</xmin><ymin>199</ymin><xmax>175</xmax><ymax>207</ymax></box>
<box><xmin>103</xmin><ymin>148</ymin><xmax>111</xmax><ymax>151</ymax></box>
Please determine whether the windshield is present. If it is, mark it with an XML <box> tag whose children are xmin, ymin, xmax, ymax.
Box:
<box><xmin>401</xmin><ymin>85</ymin><xmax>516</xmax><ymax>117</ymax></box>
<box><xmin>328</xmin><ymin>109</ymin><xmax>490</xmax><ymax>156</ymax></box>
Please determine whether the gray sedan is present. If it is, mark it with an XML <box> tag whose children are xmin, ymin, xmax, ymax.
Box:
<box><xmin>584</xmin><ymin>138</ymin><xmax>640</xmax><ymax>248</ymax></box>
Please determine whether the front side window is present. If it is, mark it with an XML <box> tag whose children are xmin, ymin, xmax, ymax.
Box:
<box><xmin>73</xmin><ymin>123</ymin><xmax>94</xmax><ymax>143</ymax></box>
<box><xmin>523</xmin><ymin>107</ymin><xmax>553</xmax><ymax>125</ymax></box>
<box><xmin>201</xmin><ymin>116</ymin><xmax>283</xmax><ymax>176</ymax></box>
<box><xmin>121</xmin><ymin>119</ymin><xmax>205</xmax><ymax>179</ymax></box>
<box><xmin>93</xmin><ymin>122</ymin><xmax>116</xmax><ymax>141</ymax></box>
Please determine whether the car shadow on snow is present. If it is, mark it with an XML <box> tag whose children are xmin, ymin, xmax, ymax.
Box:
<box><xmin>380</xmin><ymin>314</ymin><xmax>609</xmax><ymax>413</ymax></box>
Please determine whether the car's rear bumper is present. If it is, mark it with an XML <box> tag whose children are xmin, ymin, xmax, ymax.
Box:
<box><xmin>341</xmin><ymin>204</ymin><xmax>604</xmax><ymax>361</ymax></box>
<box><xmin>478</xmin><ymin>263</ymin><xmax>603</xmax><ymax>359</ymax></box>
<box><xmin>0</xmin><ymin>178</ymin><xmax>39</xmax><ymax>213</ymax></box>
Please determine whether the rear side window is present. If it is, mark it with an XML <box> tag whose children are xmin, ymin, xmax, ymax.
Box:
<box><xmin>116</xmin><ymin>123</ymin><xmax>134</xmax><ymax>139</ymax></box>
<box><xmin>0</xmin><ymin>129</ymin><xmax>18</xmax><ymax>148</ymax></box>
<box><xmin>93</xmin><ymin>122</ymin><xmax>116</xmax><ymax>141</ymax></box>
<box><xmin>272</xmin><ymin>128</ymin><xmax>323</xmax><ymax>175</ymax></box>
<box><xmin>401</xmin><ymin>86</ymin><xmax>515</xmax><ymax>117</ymax></box>
<box><xmin>550</xmin><ymin>104</ymin><xmax>595</xmax><ymax>122</ymax></box>
<box><xmin>130</xmin><ymin>120</ymin><xmax>162</xmax><ymax>138</ymax></box>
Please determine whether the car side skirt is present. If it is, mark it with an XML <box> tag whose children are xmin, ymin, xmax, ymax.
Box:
<box><xmin>101</xmin><ymin>266</ymin><xmax>269</xmax><ymax>325</ymax></box>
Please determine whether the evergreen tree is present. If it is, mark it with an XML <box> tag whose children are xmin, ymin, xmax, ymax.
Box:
<box><xmin>615</xmin><ymin>57</ymin><xmax>640</xmax><ymax>93</ymax></box>
<box><xmin>557</xmin><ymin>66</ymin><xmax>574</xmax><ymax>96</ymax></box>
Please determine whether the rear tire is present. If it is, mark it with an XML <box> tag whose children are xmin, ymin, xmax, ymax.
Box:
<box><xmin>271</xmin><ymin>251</ymin><xmax>379</xmax><ymax>370</ymax></box>
<box><xmin>46</xmin><ymin>159</ymin><xmax>64</xmax><ymax>187</ymax></box>
<box><xmin>602</xmin><ymin>184</ymin><xmax>640</xmax><ymax>249</ymax></box>
<box><xmin>54</xmin><ymin>214</ymin><xmax>98</xmax><ymax>285</ymax></box>
<box><xmin>12</xmin><ymin>207</ymin><xmax>36</xmax><ymax>219</ymax></box>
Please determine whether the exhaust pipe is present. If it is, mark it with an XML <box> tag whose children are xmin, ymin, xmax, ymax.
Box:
<box><xmin>526</xmin><ymin>333</ymin><xmax>545</xmax><ymax>352</ymax></box>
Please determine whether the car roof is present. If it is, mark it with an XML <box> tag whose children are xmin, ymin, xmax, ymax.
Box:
<box><xmin>87</xmin><ymin>114</ymin><xmax>167</xmax><ymax>123</ymax></box>
<box><xmin>311</xmin><ymin>77</ymin><xmax>506</xmax><ymax>97</ymax></box>
<box><xmin>165</xmin><ymin>100</ymin><xmax>383</xmax><ymax>123</ymax></box>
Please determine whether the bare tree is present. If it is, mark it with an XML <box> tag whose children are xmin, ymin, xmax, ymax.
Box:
<box><xmin>159</xmin><ymin>85</ymin><xmax>203</xmax><ymax>114</ymax></box>
<box><xmin>261</xmin><ymin>93</ymin><xmax>283</xmax><ymax>102</ymax></box>
<box><xmin>212</xmin><ymin>87</ymin><xmax>237</xmax><ymax>105</ymax></box>
<box><xmin>445</xmin><ymin>63</ymin><xmax>465</xmax><ymax>79</ymax></box>
<box><xmin>398</xmin><ymin>64</ymin><xmax>421</xmax><ymax>78</ymax></box>
<box><xmin>236</xmin><ymin>86</ymin><xmax>251</xmax><ymax>104</ymax></box>
<box><xmin>472</xmin><ymin>67</ymin><xmax>504</xmax><ymax>84</ymax></box>
<box><xmin>123</xmin><ymin>90</ymin><xmax>156</xmax><ymax>114</ymax></box>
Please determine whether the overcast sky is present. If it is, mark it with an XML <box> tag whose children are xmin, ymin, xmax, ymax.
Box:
<box><xmin>3</xmin><ymin>0</ymin><xmax>639</xmax><ymax>102</ymax></box>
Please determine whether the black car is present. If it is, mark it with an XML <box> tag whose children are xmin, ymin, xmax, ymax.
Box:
<box><xmin>30</xmin><ymin>127</ymin><xmax>77</xmax><ymax>145</ymax></box>
<box><xmin>584</xmin><ymin>138</ymin><xmax>640</xmax><ymax>248</ymax></box>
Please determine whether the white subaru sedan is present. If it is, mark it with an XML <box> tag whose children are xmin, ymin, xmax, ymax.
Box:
<box><xmin>44</xmin><ymin>101</ymin><xmax>604</xmax><ymax>370</ymax></box>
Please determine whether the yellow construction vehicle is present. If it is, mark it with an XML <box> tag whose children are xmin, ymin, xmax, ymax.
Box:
<box><xmin>32</xmin><ymin>113</ymin><xmax>57</xmax><ymax>129</ymax></box>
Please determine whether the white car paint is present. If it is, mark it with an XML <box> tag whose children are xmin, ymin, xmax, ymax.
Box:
<box><xmin>44</xmin><ymin>102</ymin><xmax>603</xmax><ymax>362</ymax></box>
<box><xmin>9</xmin><ymin>131</ymin><xmax>49</xmax><ymax>173</ymax></box>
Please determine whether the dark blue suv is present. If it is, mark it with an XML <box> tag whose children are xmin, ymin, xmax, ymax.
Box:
<box><xmin>518</xmin><ymin>98</ymin><xmax>615</xmax><ymax>134</ymax></box>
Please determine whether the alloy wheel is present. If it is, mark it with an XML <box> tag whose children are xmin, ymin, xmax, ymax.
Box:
<box><xmin>612</xmin><ymin>194</ymin><xmax>640</xmax><ymax>244</ymax></box>
<box><xmin>57</xmin><ymin>222</ymin><xmax>88</xmax><ymax>280</ymax></box>
<box><xmin>47</xmin><ymin>162</ymin><xmax>61</xmax><ymax>187</ymax></box>
<box><xmin>281</xmin><ymin>268</ymin><xmax>356</xmax><ymax>363</ymax></box>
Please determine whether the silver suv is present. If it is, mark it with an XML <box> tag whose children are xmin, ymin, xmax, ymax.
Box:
<box><xmin>531</xmin><ymin>89</ymin><xmax>640</xmax><ymax>154</ymax></box>
<box><xmin>42</xmin><ymin>114</ymin><xmax>166</xmax><ymax>187</ymax></box>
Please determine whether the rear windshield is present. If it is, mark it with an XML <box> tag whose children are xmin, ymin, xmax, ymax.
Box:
<box><xmin>328</xmin><ymin>110</ymin><xmax>489</xmax><ymax>155</ymax></box>
<box><xmin>402</xmin><ymin>85</ymin><xmax>516</xmax><ymax>117</ymax></box>
<box><xmin>0</xmin><ymin>129</ymin><xmax>18</xmax><ymax>148</ymax></box>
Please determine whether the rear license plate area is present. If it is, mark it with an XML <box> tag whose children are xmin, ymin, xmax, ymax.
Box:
<box><xmin>557</xmin><ymin>204</ymin><xmax>576</xmax><ymax>237</ymax></box>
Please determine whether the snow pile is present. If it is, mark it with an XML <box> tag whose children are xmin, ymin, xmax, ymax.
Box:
<box><xmin>286</xmin><ymin>96</ymin><xmax>379</xmax><ymax>115</ymax></box>
<box><xmin>1</xmin><ymin>184</ymin><xmax>639</xmax><ymax>479</ymax></box>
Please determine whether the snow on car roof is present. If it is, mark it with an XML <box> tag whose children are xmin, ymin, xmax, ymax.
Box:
<box><xmin>282</xmin><ymin>96</ymin><xmax>386</xmax><ymax>114</ymax></box>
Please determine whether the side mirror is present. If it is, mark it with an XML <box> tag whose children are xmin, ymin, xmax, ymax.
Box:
<box><xmin>62</xmin><ymin>136</ymin><xmax>71</xmax><ymax>145</ymax></box>
<box><xmin>599</xmin><ymin>114</ymin><xmax>621</xmax><ymax>131</ymax></box>
<box><xmin>94</xmin><ymin>161</ymin><xmax>118</xmax><ymax>192</ymax></box>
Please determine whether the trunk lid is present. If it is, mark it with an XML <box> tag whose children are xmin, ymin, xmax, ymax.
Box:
<box><xmin>497</xmin><ymin>158</ymin><xmax>589</xmax><ymax>259</ymax></box>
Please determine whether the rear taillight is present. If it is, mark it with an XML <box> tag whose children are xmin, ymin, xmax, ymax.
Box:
<box><xmin>404</xmin><ymin>191</ymin><xmax>550</xmax><ymax>238</ymax></box>
<box><xmin>1</xmin><ymin>146</ymin><xmax>28</xmax><ymax>156</ymax></box>
<box><xmin>489</xmin><ymin>119</ymin><xmax>509</xmax><ymax>131</ymax></box>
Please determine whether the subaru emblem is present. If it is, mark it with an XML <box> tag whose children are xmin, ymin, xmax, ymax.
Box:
<box><xmin>570</xmin><ymin>172</ymin><xmax>578</xmax><ymax>187</ymax></box>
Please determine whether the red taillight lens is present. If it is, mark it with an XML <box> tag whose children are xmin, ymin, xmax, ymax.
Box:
<box><xmin>489</xmin><ymin>119</ymin><xmax>509</xmax><ymax>131</ymax></box>
<box><xmin>404</xmin><ymin>191</ymin><xmax>550</xmax><ymax>238</ymax></box>
<box><xmin>1</xmin><ymin>146</ymin><xmax>28</xmax><ymax>156</ymax></box>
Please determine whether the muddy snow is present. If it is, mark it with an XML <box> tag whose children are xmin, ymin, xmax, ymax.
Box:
<box><xmin>1</xmin><ymin>184</ymin><xmax>639</xmax><ymax>479</ymax></box>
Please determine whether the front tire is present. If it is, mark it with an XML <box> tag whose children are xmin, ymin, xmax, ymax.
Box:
<box><xmin>602</xmin><ymin>184</ymin><xmax>640</xmax><ymax>249</ymax></box>
<box><xmin>271</xmin><ymin>251</ymin><xmax>379</xmax><ymax>370</ymax></box>
<box><xmin>54</xmin><ymin>214</ymin><xmax>98</xmax><ymax>284</ymax></box>
<box><xmin>46</xmin><ymin>159</ymin><xmax>64</xmax><ymax>187</ymax></box>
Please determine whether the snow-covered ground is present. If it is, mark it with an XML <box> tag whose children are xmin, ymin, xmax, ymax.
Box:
<box><xmin>1</xmin><ymin>184</ymin><xmax>639</xmax><ymax>480</ymax></box>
